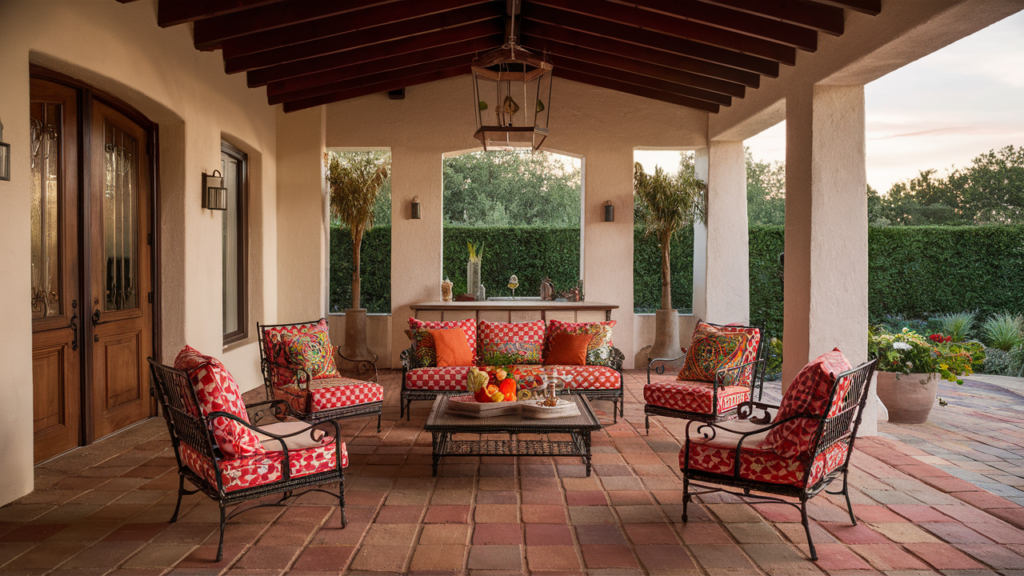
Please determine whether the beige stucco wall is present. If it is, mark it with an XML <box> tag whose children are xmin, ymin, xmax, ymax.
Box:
<box><xmin>0</xmin><ymin>0</ymin><xmax>277</xmax><ymax>506</ymax></box>
<box><xmin>325</xmin><ymin>75</ymin><xmax>709</xmax><ymax>368</ymax></box>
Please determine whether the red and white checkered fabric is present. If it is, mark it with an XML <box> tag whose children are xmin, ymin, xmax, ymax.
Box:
<box><xmin>409</xmin><ymin>317</ymin><xmax>477</xmax><ymax>361</ymax></box>
<box><xmin>644</xmin><ymin>380</ymin><xmax>749</xmax><ymax>415</ymax></box>
<box><xmin>173</xmin><ymin>345</ymin><xmax>263</xmax><ymax>457</ymax></box>
<box><xmin>405</xmin><ymin>365</ymin><xmax>621</xmax><ymax>391</ymax></box>
<box><xmin>274</xmin><ymin>377</ymin><xmax>384</xmax><ymax>414</ymax></box>
<box><xmin>180</xmin><ymin>438</ymin><xmax>347</xmax><ymax>493</ymax></box>
<box><xmin>405</xmin><ymin>366</ymin><xmax>473</xmax><ymax>391</ymax></box>
<box><xmin>764</xmin><ymin>348</ymin><xmax>853</xmax><ymax>458</ymax></box>
<box><xmin>681</xmin><ymin>420</ymin><xmax>848</xmax><ymax>488</ymax></box>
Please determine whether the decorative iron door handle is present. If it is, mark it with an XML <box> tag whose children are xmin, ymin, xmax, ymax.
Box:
<box><xmin>70</xmin><ymin>300</ymin><xmax>79</xmax><ymax>351</ymax></box>
<box><xmin>92</xmin><ymin>308</ymin><xmax>101</xmax><ymax>325</ymax></box>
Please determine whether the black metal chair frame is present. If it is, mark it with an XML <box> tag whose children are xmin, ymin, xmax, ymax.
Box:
<box><xmin>148</xmin><ymin>358</ymin><xmax>348</xmax><ymax>562</ymax></box>
<box><xmin>257</xmin><ymin>320</ymin><xmax>383</xmax><ymax>432</ymax></box>
<box><xmin>679</xmin><ymin>359</ymin><xmax>877</xmax><ymax>561</ymax></box>
<box><xmin>400</xmin><ymin>346</ymin><xmax>626</xmax><ymax>423</ymax></box>
<box><xmin>645</xmin><ymin>322</ymin><xmax>769</xmax><ymax>433</ymax></box>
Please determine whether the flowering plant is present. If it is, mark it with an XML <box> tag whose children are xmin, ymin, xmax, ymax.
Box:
<box><xmin>929</xmin><ymin>333</ymin><xmax>952</xmax><ymax>344</ymax></box>
<box><xmin>868</xmin><ymin>327</ymin><xmax>976</xmax><ymax>385</ymax></box>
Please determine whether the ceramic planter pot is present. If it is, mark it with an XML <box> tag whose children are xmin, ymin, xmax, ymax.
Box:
<box><xmin>875</xmin><ymin>371</ymin><xmax>939</xmax><ymax>424</ymax></box>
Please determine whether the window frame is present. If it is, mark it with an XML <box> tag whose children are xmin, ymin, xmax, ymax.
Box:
<box><xmin>221</xmin><ymin>140</ymin><xmax>249</xmax><ymax>345</ymax></box>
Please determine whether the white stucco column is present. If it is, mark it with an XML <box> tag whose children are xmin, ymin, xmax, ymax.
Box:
<box><xmin>693</xmin><ymin>141</ymin><xmax>750</xmax><ymax>327</ymax></box>
<box><xmin>783</xmin><ymin>85</ymin><xmax>869</xmax><ymax>390</ymax></box>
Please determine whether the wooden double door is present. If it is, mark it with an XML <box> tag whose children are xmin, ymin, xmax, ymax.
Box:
<box><xmin>31</xmin><ymin>75</ymin><xmax>155</xmax><ymax>463</ymax></box>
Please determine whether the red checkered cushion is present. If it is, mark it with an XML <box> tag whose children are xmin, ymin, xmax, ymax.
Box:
<box><xmin>681</xmin><ymin>420</ymin><xmax>848</xmax><ymax>488</ymax></box>
<box><xmin>262</xmin><ymin>319</ymin><xmax>336</xmax><ymax>385</ymax></box>
<box><xmin>484</xmin><ymin>365</ymin><xmax>622</xmax><ymax>390</ymax></box>
<box><xmin>405</xmin><ymin>366</ymin><xmax>473</xmax><ymax>391</ymax></box>
<box><xmin>477</xmin><ymin>320</ymin><xmax>547</xmax><ymax>365</ymax></box>
<box><xmin>644</xmin><ymin>380</ymin><xmax>749</xmax><ymax>415</ymax></box>
<box><xmin>174</xmin><ymin>345</ymin><xmax>263</xmax><ymax>457</ymax></box>
<box><xmin>409</xmin><ymin>318</ymin><xmax>477</xmax><ymax>365</ymax></box>
<box><xmin>764</xmin><ymin>348</ymin><xmax>852</xmax><ymax>458</ymax></box>
<box><xmin>274</xmin><ymin>377</ymin><xmax>384</xmax><ymax>414</ymax></box>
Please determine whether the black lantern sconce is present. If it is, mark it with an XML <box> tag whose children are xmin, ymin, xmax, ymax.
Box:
<box><xmin>411</xmin><ymin>196</ymin><xmax>421</xmax><ymax>220</ymax></box>
<box><xmin>604</xmin><ymin>201</ymin><xmax>615</xmax><ymax>222</ymax></box>
<box><xmin>202</xmin><ymin>169</ymin><xmax>228</xmax><ymax>210</ymax></box>
<box><xmin>0</xmin><ymin>118</ymin><xmax>10</xmax><ymax>182</ymax></box>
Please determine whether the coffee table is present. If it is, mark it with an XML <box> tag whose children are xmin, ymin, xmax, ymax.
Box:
<box><xmin>424</xmin><ymin>394</ymin><xmax>604</xmax><ymax>476</ymax></box>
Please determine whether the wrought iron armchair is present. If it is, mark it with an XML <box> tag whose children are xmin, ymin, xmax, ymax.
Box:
<box><xmin>645</xmin><ymin>323</ymin><xmax>768</xmax><ymax>433</ymax></box>
<box><xmin>679</xmin><ymin>358</ymin><xmax>877</xmax><ymax>561</ymax></box>
<box><xmin>257</xmin><ymin>320</ymin><xmax>383</xmax><ymax>432</ymax></box>
<box><xmin>149</xmin><ymin>359</ymin><xmax>348</xmax><ymax>562</ymax></box>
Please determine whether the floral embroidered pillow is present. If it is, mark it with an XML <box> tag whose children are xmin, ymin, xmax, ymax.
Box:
<box><xmin>284</xmin><ymin>329</ymin><xmax>340</xmax><ymax>380</ymax></box>
<box><xmin>263</xmin><ymin>319</ymin><xmax>331</xmax><ymax>385</ymax></box>
<box><xmin>408</xmin><ymin>328</ymin><xmax>437</xmax><ymax>368</ymax></box>
<box><xmin>678</xmin><ymin>321</ymin><xmax>749</xmax><ymax>384</ymax></box>
<box><xmin>477</xmin><ymin>320</ymin><xmax>546</xmax><ymax>365</ymax></box>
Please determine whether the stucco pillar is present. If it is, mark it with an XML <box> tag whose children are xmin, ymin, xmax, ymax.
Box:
<box><xmin>783</xmin><ymin>85</ymin><xmax>869</xmax><ymax>390</ymax></box>
<box><xmin>692</xmin><ymin>142</ymin><xmax>750</xmax><ymax>326</ymax></box>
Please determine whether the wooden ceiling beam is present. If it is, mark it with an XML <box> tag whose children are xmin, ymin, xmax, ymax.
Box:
<box><xmin>808</xmin><ymin>0</ymin><xmax>881</xmax><ymax>16</ymax></box>
<box><xmin>266</xmin><ymin>35</ymin><xmax>501</xmax><ymax>103</ymax></box>
<box><xmin>553</xmin><ymin>57</ymin><xmax>732</xmax><ymax>106</ymax></box>
<box><xmin>527</xmin><ymin>0</ymin><xmax>796</xmax><ymax>65</ymax></box>
<box><xmin>193</xmin><ymin>0</ymin><xmax>396</xmax><ymax>47</ymax></box>
<box><xmin>249</xmin><ymin>19</ymin><xmax>503</xmax><ymax>87</ymax></box>
<box><xmin>521</xmin><ymin>34</ymin><xmax>744</xmax><ymax>98</ymax></box>
<box><xmin>610</xmin><ymin>0</ymin><xmax>818</xmax><ymax>51</ymax></box>
<box><xmin>220</xmin><ymin>0</ymin><xmax>490</xmax><ymax>58</ymax></box>
<box><xmin>522</xmin><ymin>3</ymin><xmax>780</xmax><ymax>77</ymax></box>
<box><xmin>225</xmin><ymin>3</ymin><xmax>505</xmax><ymax>74</ymax></box>
<box><xmin>554</xmin><ymin>68</ymin><xmax>720</xmax><ymax>113</ymax></box>
<box><xmin>157</xmin><ymin>0</ymin><xmax>286</xmax><ymax>28</ymax></box>
<box><xmin>521</xmin><ymin>19</ymin><xmax>759</xmax><ymax>88</ymax></box>
<box><xmin>694</xmin><ymin>0</ymin><xmax>844</xmax><ymax>36</ymax></box>
<box><xmin>282</xmin><ymin>63</ymin><xmax>470</xmax><ymax>112</ymax></box>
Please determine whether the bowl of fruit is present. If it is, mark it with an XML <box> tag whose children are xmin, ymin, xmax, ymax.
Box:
<box><xmin>447</xmin><ymin>367</ymin><xmax>521</xmax><ymax>417</ymax></box>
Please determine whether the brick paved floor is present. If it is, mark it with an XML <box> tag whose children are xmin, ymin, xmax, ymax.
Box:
<box><xmin>5</xmin><ymin>370</ymin><xmax>1024</xmax><ymax>574</ymax></box>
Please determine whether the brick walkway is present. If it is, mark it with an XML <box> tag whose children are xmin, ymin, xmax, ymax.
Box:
<box><xmin>5</xmin><ymin>370</ymin><xmax>1024</xmax><ymax>574</ymax></box>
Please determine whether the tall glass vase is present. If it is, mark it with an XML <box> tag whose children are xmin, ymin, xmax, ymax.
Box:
<box><xmin>467</xmin><ymin>260</ymin><xmax>481</xmax><ymax>299</ymax></box>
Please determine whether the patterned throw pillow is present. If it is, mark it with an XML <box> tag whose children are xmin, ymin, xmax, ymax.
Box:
<box><xmin>763</xmin><ymin>348</ymin><xmax>853</xmax><ymax>458</ymax></box>
<box><xmin>545</xmin><ymin>320</ymin><xmax>616</xmax><ymax>366</ymax></box>
<box><xmin>174</xmin><ymin>345</ymin><xmax>265</xmax><ymax>457</ymax></box>
<box><xmin>408</xmin><ymin>329</ymin><xmax>437</xmax><ymax>368</ymax></box>
<box><xmin>678</xmin><ymin>321</ymin><xmax>749</xmax><ymax>384</ymax></box>
<box><xmin>263</xmin><ymin>319</ymin><xmax>332</xmax><ymax>385</ymax></box>
<box><xmin>477</xmin><ymin>320</ymin><xmax>546</xmax><ymax>365</ymax></box>
<box><xmin>285</xmin><ymin>330</ymin><xmax>340</xmax><ymax>380</ymax></box>
<box><xmin>407</xmin><ymin>318</ymin><xmax>477</xmax><ymax>366</ymax></box>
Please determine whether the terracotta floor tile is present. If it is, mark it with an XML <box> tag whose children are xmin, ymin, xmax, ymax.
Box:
<box><xmin>810</xmin><ymin>543</ymin><xmax>873</xmax><ymax>571</ymax></box>
<box><xmin>349</xmin><ymin>544</ymin><xmax>411</xmax><ymax>572</ymax></box>
<box><xmin>419</xmin><ymin>523</ymin><xmax>470</xmax><ymax>545</ymax></box>
<box><xmin>291</xmin><ymin>545</ymin><xmax>356</xmax><ymax>572</ymax></box>
<box><xmin>475</xmin><ymin>491</ymin><xmax>516</xmax><ymax>505</ymax></box>
<box><xmin>568</xmin><ymin>506</ymin><xmax>615</xmax><ymax>525</ymax></box>
<box><xmin>466</xmin><ymin>544</ymin><xmax>523</xmax><ymax>571</ymax></box>
<box><xmin>869</xmin><ymin>522</ymin><xmax>940</xmax><ymax>543</ymax></box>
<box><xmin>521</xmin><ymin>490</ymin><xmax>563</xmax><ymax>505</ymax></box>
<box><xmin>902</xmin><ymin>542</ymin><xmax>983</xmax><ymax>570</ymax></box>
<box><xmin>886</xmin><ymin>504</ymin><xmax>954</xmax><ymax>523</ymax></box>
<box><xmin>0</xmin><ymin>523</ymin><xmax>67</xmax><ymax>542</ymax></box>
<box><xmin>424</xmin><ymin>505</ymin><xmax>470</xmax><ymax>524</ymax></box>
<box><xmin>607</xmin><ymin>491</ymin><xmax>653</xmax><ymax>506</ymax></box>
<box><xmin>1</xmin><ymin>541</ymin><xmax>86</xmax><ymax>572</ymax></box>
<box><xmin>522</xmin><ymin>505</ymin><xmax>566</xmax><ymax>524</ymax></box>
<box><xmin>474</xmin><ymin>504</ymin><xmax>517</xmax><ymax>523</ymax></box>
<box><xmin>472</xmin><ymin>523</ymin><xmax>523</xmax><ymax>545</ymax></box>
<box><xmin>525</xmin><ymin>524</ymin><xmax>574</xmax><ymax>547</ymax></box>
<box><xmin>920</xmin><ymin>521</ymin><xmax>994</xmax><ymax>544</ymax></box>
<box><xmin>726</xmin><ymin>522</ymin><xmax>784</xmax><ymax>544</ymax></box>
<box><xmin>565</xmin><ymin>491</ymin><xmax>607</xmax><ymax>506</ymax></box>
<box><xmin>956</xmin><ymin>543</ymin><xmax>1024</xmax><ymax>569</ymax></box>
<box><xmin>374</xmin><ymin>505</ymin><xmax>424</xmax><ymax>524</ymax></box>
<box><xmin>121</xmin><ymin>543</ymin><xmax>196</xmax><ymax>569</ymax></box>
<box><xmin>580</xmin><ymin>544</ymin><xmax>638</xmax><ymax>569</ymax></box>
<box><xmin>635</xmin><ymin>544</ymin><xmax>697</xmax><ymax>572</ymax></box>
<box><xmin>614</xmin><ymin>505</ymin><xmax>665</xmax><ymax>524</ymax></box>
<box><xmin>575</xmin><ymin>525</ymin><xmax>626</xmax><ymax>546</ymax></box>
<box><xmin>850</xmin><ymin>543</ymin><xmax>930</xmax><ymax>571</ymax></box>
<box><xmin>526</xmin><ymin>545</ymin><xmax>581</xmax><ymax>571</ymax></box>
<box><xmin>310</xmin><ymin>522</ymin><xmax>368</xmax><ymax>546</ymax></box>
<box><xmin>409</xmin><ymin>543</ymin><xmax>467</xmax><ymax>571</ymax></box>
<box><xmin>363</xmin><ymin>523</ymin><xmax>419</xmax><ymax>547</ymax></box>
<box><xmin>822</xmin><ymin>522</ymin><xmax>891</xmax><ymax>544</ymax></box>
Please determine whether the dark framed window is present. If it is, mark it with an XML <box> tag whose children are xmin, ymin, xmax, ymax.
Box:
<box><xmin>222</xmin><ymin>141</ymin><xmax>248</xmax><ymax>344</ymax></box>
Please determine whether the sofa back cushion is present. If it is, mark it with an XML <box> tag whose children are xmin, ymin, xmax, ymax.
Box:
<box><xmin>408</xmin><ymin>318</ymin><xmax>477</xmax><ymax>367</ymax></box>
<box><xmin>174</xmin><ymin>345</ymin><xmax>265</xmax><ymax>457</ymax></box>
<box><xmin>678</xmin><ymin>321</ymin><xmax>750</xmax><ymax>384</ymax></box>
<box><xmin>544</xmin><ymin>332</ymin><xmax>592</xmax><ymax>365</ymax></box>
<box><xmin>545</xmin><ymin>319</ymin><xmax>616</xmax><ymax>366</ymax></box>
<box><xmin>430</xmin><ymin>328</ymin><xmax>475</xmax><ymax>367</ymax></box>
<box><xmin>478</xmin><ymin>320</ymin><xmax>546</xmax><ymax>365</ymax></box>
<box><xmin>763</xmin><ymin>348</ymin><xmax>852</xmax><ymax>458</ymax></box>
<box><xmin>262</xmin><ymin>319</ymin><xmax>337</xmax><ymax>384</ymax></box>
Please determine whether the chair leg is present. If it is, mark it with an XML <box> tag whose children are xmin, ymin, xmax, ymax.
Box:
<box><xmin>645</xmin><ymin>415</ymin><xmax>650</xmax><ymax>436</ymax></box>
<box><xmin>216</xmin><ymin>501</ymin><xmax>226</xmax><ymax>563</ymax></box>
<box><xmin>613</xmin><ymin>399</ymin><xmax>618</xmax><ymax>424</ymax></box>
<box><xmin>170</xmin><ymin>474</ymin><xmax>185</xmax><ymax>523</ymax></box>
<box><xmin>376</xmin><ymin>413</ymin><xmax>382</xmax><ymax>434</ymax></box>
<box><xmin>339</xmin><ymin>478</ymin><xmax>348</xmax><ymax>528</ymax></box>
<box><xmin>399</xmin><ymin>393</ymin><xmax>405</xmax><ymax>420</ymax></box>
<box><xmin>801</xmin><ymin>498</ymin><xmax>817</xmax><ymax>561</ymax></box>
<box><xmin>842</xmin><ymin>469</ymin><xmax>856</xmax><ymax>525</ymax></box>
<box><xmin>407</xmin><ymin>398</ymin><xmax>412</xmax><ymax>421</ymax></box>
<box><xmin>681</xmin><ymin>476</ymin><xmax>690</xmax><ymax>523</ymax></box>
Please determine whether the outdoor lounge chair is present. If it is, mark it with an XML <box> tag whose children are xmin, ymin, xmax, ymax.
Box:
<box><xmin>679</xmin><ymin>352</ymin><xmax>877</xmax><ymax>561</ymax></box>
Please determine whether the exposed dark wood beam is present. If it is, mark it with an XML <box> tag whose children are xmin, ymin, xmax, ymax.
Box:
<box><xmin>695</xmin><ymin>0</ymin><xmax>844</xmax><ymax>36</ymax></box>
<box><xmin>220</xmin><ymin>0</ymin><xmax>490</xmax><ymax>58</ymax></box>
<box><xmin>282</xmin><ymin>64</ymin><xmax>470</xmax><ymax>112</ymax></box>
<box><xmin>522</xmin><ymin>3</ymin><xmax>780</xmax><ymax>77</ymax></box>
<box><xmin>249</xmin><ymin>19</ymin><xmax>503</xmax><ymax>86</ymax></box>
<box><xmin>267</xmin><ymin>35</ymin><xmax>501</xmax><ymax>103</ymax></box>
<box><xmin>554</xmin><ymin>58</ymin><xmax>731</xmax><ymax>106</ymax></box>
<box><xmin>528</xmin><ymin>0</ymin><xmax>796</xmax><ymax>65</ymax></box>
<box><xmin>521</xmin><ymin>34</ymin><xmax>744</xmax><ymax>98</ymax></box>
<box><xmin>521</xmin><ymin>19</ymin><xmax>759</xmax><ymax>88</ymax></box>
<box><xmin>194</xmin><ymin>0</ymin><xmax>397</xmax><ymax>48</ymax></box>
<box><xmin>157</xmin><ymin>0</ymin><xmax>286</xmax><ymax>28</ymax></box>
<box><xmin>554</xmin><ymin>68</ymin><xmax>720</xmax><ymax>113</ymax></box>
<box><xmin>611</xmin><ymin>0</ymin><xmax>817</xmax><ymax>51</ymax></box>
<box><xmin>224</xmin><ymin>3</ymin><xmax>505</xmax><ymax>73</ymax></box>
<box><xmin>809</xmin><ymin>0</ymin><xmax>881</xmax><ymax>16</ymax></box>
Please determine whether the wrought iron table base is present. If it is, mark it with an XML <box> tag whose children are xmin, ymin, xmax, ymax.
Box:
<box><xmin>430</xmin><ymin>431</ymin><xmax>592</xmax><ymax>476</ymax></box>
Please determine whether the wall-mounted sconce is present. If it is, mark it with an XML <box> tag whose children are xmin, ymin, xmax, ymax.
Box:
<box><xmin>202</xmin><ymin>169</ymin><xmax>228</xmax><ymax>210</ymax></box>
<box><xmin>411</xmin><ymin>196</ymin><xmax>421</xmax><ymax>219</ymax></box>
<box><xmin>604</xmin><ymin>201</ymin><xmax>614</xmax><ymax>222</ymax></box>
<box><xmin>0</xmin><ymin>118</ymin><xmax>10</xmax><ymax>182</ymax></box>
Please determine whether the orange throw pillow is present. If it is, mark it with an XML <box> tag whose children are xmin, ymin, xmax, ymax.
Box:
<box><xmin>544</xmin><ymin>332</ymin><xmax>593</xmax><ymax>365</ymax></box>
<box><xmin>429</xmin><ymin>328</ymin><xmax>474</xmax><ymax>367</ymax></box>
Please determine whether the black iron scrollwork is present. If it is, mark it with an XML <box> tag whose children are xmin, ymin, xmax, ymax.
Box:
<box><xmin>69</xmin><ymin>300</ymin><xmax>79</xmax><ymax>351</ymax></box>
<box><xmin>696</xmin><ymin>423</ymin><xmax>718</xmax><ymax>441</ymax></box>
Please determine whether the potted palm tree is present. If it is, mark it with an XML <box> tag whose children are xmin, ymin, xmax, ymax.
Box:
<box><xmin>633</xmin><ymin>161</ymin><xmax>706</xmax><ymax>361</ymax></box>
<box><xmin>326</xmin><ymin>151</ymin><xmax>391</xmax><ymax>368</ymax></box>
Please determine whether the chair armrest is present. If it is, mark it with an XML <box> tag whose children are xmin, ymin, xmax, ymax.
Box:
<box><xmin>607</xmin><ymin>346</ymin><xmax>625</xmax><ymax>371</ymax></box>
<box><xmin>400</xmin><ymin>346</ymin><xmax>415</xmax><ymax>371</ymax></box>
<box><xmin>206</xmin><ymin>411</ymin><xmax>345</xmax><ymax>480</ymax></box>
<box><xmin>243</xmin><ymin>398</ymin><xmax>297</xmax><ymax>424</ymax></box>
<box><xmin>647</xmin><ymin>354</ymin><xmax>686</xmax><ymax>384</ymax></box>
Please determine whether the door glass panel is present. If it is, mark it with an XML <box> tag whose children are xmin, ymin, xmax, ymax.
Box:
<box><xmin>222</xmin><ymin>153</ymin><xmax>240</xmax><ymax>336</ymax></box>
<box><xmin>103</xmin><ymin>122</ymin><xmax>138</xmax><ymax>312</ymax></box>
<box><xmin>30</xmin><ymin>103</ymin><xmax>62</xmax><ymax>319</ymax></box>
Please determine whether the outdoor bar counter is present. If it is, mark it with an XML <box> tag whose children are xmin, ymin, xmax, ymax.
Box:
<box><xmin>410</xmin><ymin>300</ymin><xmax>618</xmax><ymax>323</ymax></box>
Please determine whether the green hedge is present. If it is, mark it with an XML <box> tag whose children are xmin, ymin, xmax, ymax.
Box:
<box><xmin>330</xmin><ymin>226</ymin><xmax>391</xmax><ymax>314</ymax></box>
<box><xmin>633</xmin><ymin>227</ymin><xmax>694</xmax><ymax>314</ymax></box>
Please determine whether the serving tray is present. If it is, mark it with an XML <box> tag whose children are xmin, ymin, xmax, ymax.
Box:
<box><xmin>445</xmin><ymin>395</ymin><xmax>581</xmax><ymax>419</ymax></box>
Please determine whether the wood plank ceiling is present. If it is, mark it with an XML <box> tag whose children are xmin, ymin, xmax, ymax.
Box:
<box><xmin>143</xmin><ymin>0</ymin><xmax>881</xmax><ymax>114</ymax></box>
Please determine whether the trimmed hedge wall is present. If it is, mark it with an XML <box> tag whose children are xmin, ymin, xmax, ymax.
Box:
<box><xmin>330</xmin><ymin>226</ymin><xmax>391</xmax><ymax>314</ymax></box>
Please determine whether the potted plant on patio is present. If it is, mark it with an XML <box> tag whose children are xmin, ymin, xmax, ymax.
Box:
<box><xmin>633</xmin><ymin>161</ymin><xmax>706</xmax><ymax>361</ymax></box>
<box><xmin>868</xmin><ymin>327</ymin><xmax>979</xmax><ymax>423</ymax></box>
<box><xmin>326</xmin><ymin>150</ymin><xmax>391</xmax><ymax>370</ymax></box>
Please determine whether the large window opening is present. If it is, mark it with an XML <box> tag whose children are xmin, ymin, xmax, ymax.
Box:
<box><xmin>222</xmin><ymin>141</ymin><xmax>247</xmax><ymax>344</ymax></box>
<box><xmin>442</xmin><ymin>150</ymin><xmax>582</xmax><ymax>299</ymax></box>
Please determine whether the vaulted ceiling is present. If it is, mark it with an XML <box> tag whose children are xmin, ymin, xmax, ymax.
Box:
<box><xmin>137</xmin><ymin>0</ymin><xmax>881</xmax><ymax>114</ymax></box>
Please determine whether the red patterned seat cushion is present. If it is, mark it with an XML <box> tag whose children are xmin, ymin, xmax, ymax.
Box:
<box><xmin>644</xmin><ymin>380</ymin><xmax>750</xmax><ymax>415</ymax></box>
<box><xmin>174</xmin><ymin>346</ymin><xmax>264</xmax><ymax>457</ymax></box>
<box><xmin>477</xmin><ymin>320</ymin><xmax>547</xmax><ymax>365</ymax></box>
<box><xmin>405</xmin><ymin>366</ymin><xmax>473</xmax><ymax>391</ymax></box>
<box><xmin>404</xmin><ymin>365</ymin><xmax>621</xmax><ymax>391</ymax></box>
<box><xmin>681</xmin><ymin>420</ymin><xmax>848</xmax><ymax>488</ymax></box>
<box><xmin>764</xmin><ymin>348</ymin><xmax>853</xmax><ymax>458</ymax></box>
<box><xmin>274</xmin><ymin>377</ymin><xmax>384</xmax><ymax>414</ymax></box>
<box><xmin>262</xmin><ymin>319</ymin><xmax>338</xmax><ymax>385</ymax></box>
<box><xmin>409</xmin><ymin>318</ymin><xmax>478</xmax><ymax>366</ymax></box>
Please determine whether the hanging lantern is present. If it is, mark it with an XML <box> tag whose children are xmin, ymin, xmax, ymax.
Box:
<box><xmin>471</xmin><ymin>15</ymin><xmax>552</xmax><ymax>151</ymax></box>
